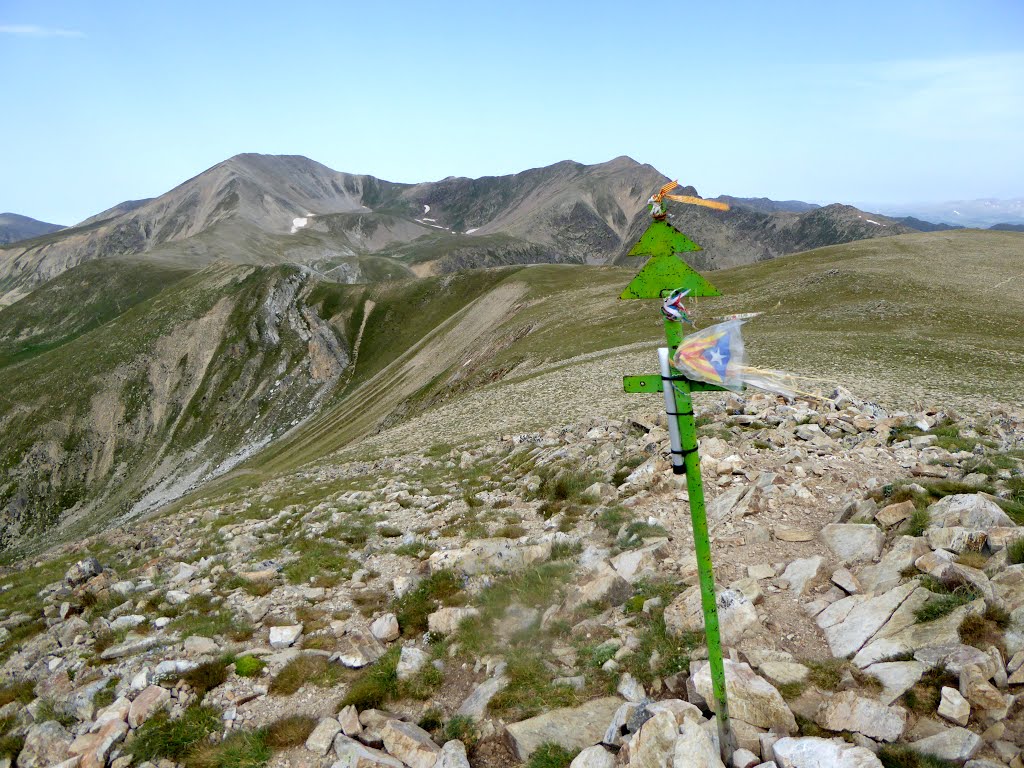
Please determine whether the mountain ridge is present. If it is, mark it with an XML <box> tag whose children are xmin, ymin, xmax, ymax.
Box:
<box><xmin>0</xmin><ymin>154</ymin><xmax>912</xmax><ymax>305</ymax></box>
<box><xmin>0</xmin><ymin>213</ymin><xmax>64</xmax><ymax>246</ymax></box>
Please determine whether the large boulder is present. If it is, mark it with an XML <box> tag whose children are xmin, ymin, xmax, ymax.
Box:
<box><xmin>17</xmin><ymin>721</ymin><xmax>73</xmax><ymax>767</ymax></box>
<box><xmin>815</xmin><ymin>691</ymin><xmax>907</xmax><ymax>742</ymax></box>
<box><xmin>910</xmin><ymin>727</ymin><xmax>982</xmax><ymax>763</ymax></box>
<box><xmin>928</xmin><ymin>494</ymin><xmax>1014</xmax><ymax>531</ymax></box>
<box><xmin>692</xmin><ymin>660</ymin><xmax>796</xmax><ymax>733</ymax></box>
<box><xmin>627</xmin><ymin>710</ymin><xmax>677</xmax><ymax>768</ymax></box>
<box><xmin>503</xmin><ymin>697</ymin><xmax>622</xmax><ymax>761</ymax></box>
<box><xmin>380</xmin><ymin>720</ymin><xmax>441</xmax><ymax>768</ymax></box>
<box><xmin>820</xmin><ymin>524</ymin><xmax>884</xmax><ymax>564</ymax></box>
<box><xmin>673</xmin><ymin>719</ymin><xmax>725</xmax><ymax>768</ymax></box>
<box><xmin>665</xmin><ymin>587</ymin><xmax>758</xmax><ymax>644</ymax></box>
<box><xmin>815</xmin><ymin>581</ymin><xmax>918</xmax><ymax>658</ymax></box>
<box><xmin>772</xmin><ymin>736</ymin><xmax>883</xmax><ymax>767</ymax></box>
<box><xmin>65</xmin><ymin>558</ymin><xmax>102</xmax><ymax>586</ymax></box>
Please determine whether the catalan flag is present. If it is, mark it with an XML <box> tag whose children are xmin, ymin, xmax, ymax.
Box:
<box><xmin>672</xmin><ymin>320</ymin><xmax>746</xmax><ymax>391</ymax></box>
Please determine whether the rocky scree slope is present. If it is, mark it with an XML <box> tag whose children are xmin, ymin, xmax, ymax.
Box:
<box><xmin>0</xmin><ymin>389</ymin><xmax>1022</xmax><ymax>767</ymax></box>
<box><xmin>0</xmin><ymin>154</ymin><xmax>911</xmax><ymax>304</ymax></box>
<box><xmin>0</xmin><ymin>262</ymin><xmax>348</xmax><ymax>551</ymax></box>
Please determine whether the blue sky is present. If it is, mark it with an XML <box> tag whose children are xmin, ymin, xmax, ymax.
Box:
<box><xmin>1</xmin><ymin>0</ymin><xmax>1022</xmax><ymax>224</ymax></box>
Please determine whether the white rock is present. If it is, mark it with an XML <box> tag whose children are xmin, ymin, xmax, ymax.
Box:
<box><xmin>910</xmin><ymin>727</ymin><xmax>982</xmax><ymax>763</ymax></box>
<box><xmin>396</xmin><ymin>646</ymin><xmax>429</xmax><ymax>681</ymax></box>
<box><xmin>863</xmin><ymin>661</ymin><xmax>925</xmax><ymax>705</ymax></box>
<box><xmin>815</xmin><ymin>691</ymin><xmax>907</xmax><ymax>742</ymax></box>
<box><xmin>665</xmin><ymin>587</ymin><xmax>758</xmax><ymax>644</ymax></box>
<box><xmin>269</xmin><ymin>624</ymin><xmax>302</xmax><ymax>649</ymax></box>
<box><xmin>306</xmin><ymin>718</ymin><xmax>342</xmax><ymax>755</ymax></box>
<box><xmin>779</xmin><ymin>557</ymin><xmax>823</xmax><ymax>595</ymax></box>
<box><xmin>820</xmin><ymin>524</ymin><xmax>884</xmax><ymax>564</ymax></box>
<box><xmin>928</xmin><ymin>494</ymin><xmax>1014</xmax><ymax>530</ymax></box>
<box><xmin>370</xmin><ymin>613</ymin><xmax>400</xmax><ymax>642</ymax></box>
<box><xmin>938</xmin><ymin>686</ymin><xmax>970</xmax><ymax>726</ymax></box>
<box><xmin>673</xmin><ymin>719</ymin><xmax>725</xmax><ymax>768</ymax></box>
<box><xmin>427</xmin><ymin>607</ymin><xmax>480</xmax><ymax>636</ymax></box>
<box><xmin>772</xmin><ymin>736</ymin><xmax>883</xmax><ymax>767</ymax></box>
<box><xmin>692</xmin><ymin>660</ymin><xmax>796</xmax><ymax>733</ymax></box>
<box><xmin>570</xmin><ymin>745</ymin><xmax>616</xmax><ymax>768</ymax></box>
<box><xmin>434</xmin><ymin>739</ymin><xmax>472</xmax><ymax>768</ymax></box>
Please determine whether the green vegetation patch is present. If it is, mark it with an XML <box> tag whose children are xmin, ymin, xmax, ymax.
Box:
<box><xmin>339</xmin><ymin>646</ymin><xmax>443</xmax><ymax>709</ymax></box>
<box><xmin>128</xmin><ymin>705</ymin><xmax>222</xmax><ymax>763</ymax></box>
<box><xmin>269</xmin><ymin>655</ymin><xmax>344</xmax><ymax>696</ymax></box>
<box><xmin>487</xmin><ymin>650</ymin><xmax>580</xmax><ymax>721</ymax></box>
<box><xmin>392</xmin><ymin>570</ymin><xmax>466</xmax><ymax>635</ymax></box>
<box><xmin>281</xmin><ymin>538</ymin><xmax>357</xmax><ymax>588</ymax></box>
<box><xmin>525</xmin><ymin>743</ymin><xmax>580</xmax><ymax>768</ymax></box>
<box><xmin>878</xmin><ymin>744</ymin><xmax>958</xmax><ymax>768</ymax></box>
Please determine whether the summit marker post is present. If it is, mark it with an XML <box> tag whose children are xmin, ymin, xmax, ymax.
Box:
<box><xmin>621</xmin><ymin>184</ymin><xmax>737</xmax><ymax>760</ymax></box>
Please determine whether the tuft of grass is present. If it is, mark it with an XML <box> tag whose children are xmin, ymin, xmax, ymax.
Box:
<box><xmin>777</xmin><ymin>681</ymin><xmax>808</xmax><ymax>700</ymax></box>
<box><xmin>169</xmin><ymin>595</ymin><xmax>254</xmax><ymax>641</ymax></box>
<box><xmin>487</xmin><ymin>651</ymin><xmax>580</xmax><ymax>721</ymax></box>
<box><xmin>878</xmin><ymin>744</ymin><xmax>958</xmax><ymax>768</ymax></box>
<box><xmin>806</xmin><ymin>659</ymin><xmax>846</xmax><ymax>691</ymax></box>
<box><xmin>263</xmin><ymin>714</ymin><xmax>318</xmax><ymax>749</ymax></box>
<box><xmin>595</xmin><ymin>506</ymin><xmax>631</xmax><ymax>536</ymax></box>
<box><xmin>393</xmin><ymin>541</ymin><xmax>434</xmax><ymax>558</ymax></box>
<box><xmin>282</xmin><ymin>538</ymin><xmax>357</xmax><ymax>588</ymax></box>
<box><xmin>183</xmin><ymin>660</ymin><xmax>228</xmax><ymax>698</ymax></box>
<box><xmin>534</xmin><ymin>469</ymin><xmax>600</xmax><ymax>505</ymax></box>
<box><xmin>270</xmin><ymin>655</ymin><xmax>343</xmax><ymax>696</ymax></box>
<box><xmin>340</xmin><ymin>646</ymin><xmax>443</xmax><ymax>710</ymax></box>
<box><xmin>392</xmin><ymin>570</ymin><xmax>465</xmax><ymax>635</ymax></box>
<box><xmin>1007</xmin><ymin>537</ymin><xmax>1024</xmax><ymax>565</ymax></box>
<box><xmin>495</xmin><ymin>523</ymin><xmax>527</xmax><ymax>539</ymax></box>
<box><xmin>128</xmin><ymin>705</ymin><xmax>222</xmax><ymax>763</ymax></box>
<box><xmin>955</xmin><ymin>551</ymin><xmax>988</xmax><ymax>569</ymax></box>
<box><xmin>906</xmin><ymin>506</ymin><xmax>930</xmax><ymax>537</ymax></box>
<box><xmin>443</xmin><ymin>715</ymin><xmax>478</xmax><ymax>749</ymax></box>
<box><xmin>619</xmin><ymin>521</ymin><xmax>669</xmax><ymax>548</ymax></box>
<box><xmin>618</xmin><ymin>581</ymin><xmax>702</xmax><ymax>685</ymax></box>
<box><xmin>914</xmin><ymin>589</ymin><xmax>976</xmax><ymax>623</ymax></box>
<box><xmin>233</xmin><ymin>656</ymin><xmax>266</xmax><ymax>678</ymax></box>
<box><xmin>958</xmin><ymin>606</ymin><xmax>1009</xmax><ymax>648</ymax></box>
<box><xmin>0</xmin><ymin>680</ymin><xmax>34</xmax><ymax>707</ymax></box>
<box><xmin>525</xmin><ymin>743</ymin><xmax>579</xmax><ymax>768</ymax></box>
<box><xmin>187</xmin><ymin>729</ymin><xmax>270</xmax><ymax>768</ymax></box>
<box><xmin>795</xmin><ymin>714</ymin><xmax>828</xmax><ymax>738</ymax></box>
<box><xmin>34</xmin><ymin>699</ymin><xmax>77</xmax><ymax>728</ymax></box>
<box><xmin>901</xmin><ymin>668</ymin><xmax>958</xmax><ymax>715</ymax></box>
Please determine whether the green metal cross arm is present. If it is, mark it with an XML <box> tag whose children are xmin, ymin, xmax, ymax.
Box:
<box><xmin>623</xmin><ymin>374</ymin><xmax>729</xmax><ymax>394</ymax></box>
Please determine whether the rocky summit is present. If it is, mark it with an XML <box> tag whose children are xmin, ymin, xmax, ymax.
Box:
<box><xmin>0</xmin><ymin>386</ymin><xmax>1022</xmax><ymax>768</ymax></box>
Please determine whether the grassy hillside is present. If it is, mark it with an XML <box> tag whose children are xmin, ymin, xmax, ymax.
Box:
<box><xmin>2</xmin><ymin>229</ymin><xmax>1019</xmax><ymax>552</ymax></box>
<box><xmin>237</xmin><ymin>229</ymin><xmax>1024</xmax><ymax>481</ymax></box>
<box><xmin>0</xmin><ymin>259</ymin><xmax>194</xmax><ymax>367</ymax></box>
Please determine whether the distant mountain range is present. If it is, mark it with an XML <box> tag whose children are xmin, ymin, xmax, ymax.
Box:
<box><xmin>868</xmin><ymin>198</ymin><xmax>1024</xmax><ymax>228</ymax></box>
<box><xmin>0</xmin><ymin>154</ymin><xmax>919</xmax><ymax>305</ymax></box>
<box><xmin>0</xmin><ymin>213</ymin><xmax>64</xmax><ymax>245</ymax></box>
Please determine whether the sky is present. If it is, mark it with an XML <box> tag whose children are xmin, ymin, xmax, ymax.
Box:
<box><xmin>1</xmin><ymin>0</ymin><xmax>1022</xmax><ymax>225</ymax></box>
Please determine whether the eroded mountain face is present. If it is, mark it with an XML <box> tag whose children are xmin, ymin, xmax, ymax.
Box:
<box><xmin>0</xmin><ymin>263</ymin><xmax>349</xmax><ymax>549</ymax></box>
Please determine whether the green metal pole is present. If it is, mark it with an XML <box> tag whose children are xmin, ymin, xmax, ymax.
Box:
<box><xmin>663</xmin><ymin>318</ymin><xmax>736</xmax><ymax>761</ymax></box>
